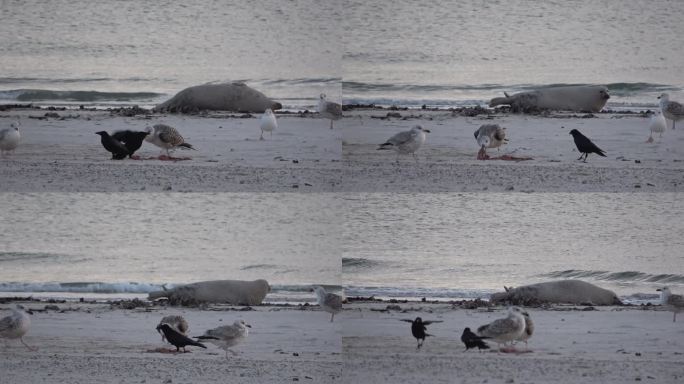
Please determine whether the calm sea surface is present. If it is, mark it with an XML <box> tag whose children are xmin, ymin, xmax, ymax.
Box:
<box><xmin>2</xmin><ymin>0</ymin><xmax>682</xmax><ymax>109</ymax></box>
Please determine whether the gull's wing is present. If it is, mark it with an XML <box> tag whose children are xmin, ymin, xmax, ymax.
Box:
<box><xmin>324</xmin><ymin>293</ymin><xmax>343</xmax><ymax>311</ymax></box>
<box><xmin>386</xmin><ymin>130</ymin><xmax>415</xmax><ymax>146</ymax></box>
<box><xmin>477</xmin><ymin>317</ymin><xmax>519</xmax><ymax>338</ymax></box>
<box><xmin>0</xmin><ymin>314</ymin><xmax>18</xmax><ymax>333</ymax></box>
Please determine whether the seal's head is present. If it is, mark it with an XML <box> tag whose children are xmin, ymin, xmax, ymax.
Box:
<box><xmin>599</xmin><ymin>88</ymin><xmax>610</xmax><ymax>100</ymax></box>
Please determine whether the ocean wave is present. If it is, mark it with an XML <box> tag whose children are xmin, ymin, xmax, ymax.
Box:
<box><xmin>239</xmin><ymin>264</ymin><xmax>280</xmax><ymax>271</ymax></box>
<box><xmin>342</xmin><ymin>81</ymin><xmax>679</xmax><ymax>95</ymax></box>
<box><xmin>0</xmin><ymin>89</ymin><xmax>165</xmax><ymax>102</ymax></box>
<box><xmin>0</xmin><ymin>76</ymin><xmax>163</xmax><ymax>84</ymax></box>
<box><xmin>0</xmin><ymin>282</ymin><xmax>168</xmax><ymax>294</ymax></box>
<box><xmin>0</xmin><ymin>252</ymin><xmax>61</xmax><ymax>262</ymax></box>
<box><xmin>344</xmin><ymin>285</ymin><xmax>495</xmax><ymax>299</ymax></box>
<box><xmin>342</xmin><ymin>257</ymin><xmax>381</xmax><ymax>268</ymax></box>
<box><xmin>543</xmin><ymin>270</ymin><xmax>684</xmax><ymax>284</ymax></box>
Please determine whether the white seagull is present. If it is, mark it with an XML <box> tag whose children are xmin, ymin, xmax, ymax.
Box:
<box><xmin>313</xmin><ymin>286</ymin><xmax>343</xmax><ymax>322</ymax></box>
<box><xmin>658</xmin><ymin>93</ymin><xmax>684</xmax><ymax>130</ymax></box>
<box><xmin>474</xmin><ymin>124</ymin><xmax>507</xmax><ymax>160</ymax></box>
<box><xmin>145</xmin><ymin>124</ymin><xmax>196</xmax><ymax>159</ymax></box>
<box><xmin>656</xmin><ymin>287</ymin><xmax>684</xmax><ymax>322</ymax></box>
<box><xmin>516</xmin><ymin>311</ymin><xmax>534</xmax><ymax>349</ymax></box>
<box><xmin>477</xmin><ymin>306</ymin><xmax>527</xmax><ymax>352</ymax></box>
<box><xmin>377</xmin><ymin>125</ymin><xmax>431</xmax><ymax>162</ymax></box>
<box><xmin>646</xmin><ymin>110</ymin><xmax>666</xmax><ymax>143</ymax></box>
<box><xmin>196</xmin><ymin>320</ymin><xmax>251</xmax><ymax>358</ymax></box>
<box><xmin>317</xmin><ymin>93</ymin><xmax>342</xmax><ymax>129</ymax></box>
<box><xmin>260</xmin><ymin>108</ymin><xmax>277</xmax><ymax>140</ymax></box>
<box><xmin>0</xmin><ymin>120</ymin><xmax>21</xmax><ymax>156</ymax></box>
<box><xmin>0</xmin><ymin>305</ymin><xmax>35</xmax><ymax>351</ymax></box>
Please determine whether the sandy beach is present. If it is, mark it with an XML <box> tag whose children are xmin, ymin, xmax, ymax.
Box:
<box><xmin>342</xmin><ymin>301</ymin><xmax>684</xmax><ymax>384</ymax></box>
<box><xmin>0</xmin><ymin>301</ymin><xmax>341</xmax><ymax>384</ymax></box>
<box><xmin>2</xmin><ymin>108</ymin><xmax>683</xmax><ymax>192</ymax></box>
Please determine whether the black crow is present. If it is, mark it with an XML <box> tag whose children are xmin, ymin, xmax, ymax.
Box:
<box><xmin>157</xmin><ymin>323</ymin><xmax>207</xmax><ymax>352</ymax></box>
<box><xmin>569</xmin><ymin>129</ymin><xmax>606</xmax><ymax>162</ymax></box>
<box><xmin>399</xmin><ymin>317</ymin><xmax>442</xmax><ymax>350</ymax></box>
<box><xmin>111</xmin><ymin>130</ymin><xmax>149</xmax><ymax>158</ymax></box>
<box><xmin>461</xmin><ymin>327</ymin><xmax>490</xmax><ymax>351</ymax></box>
<box><xmin>95</xmin><ymin>131</ymin><xmax>128</xmax><ymax>160</ymax></box>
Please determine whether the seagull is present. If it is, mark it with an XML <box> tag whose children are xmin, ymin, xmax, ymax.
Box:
<box><xmin>156</xmin><ymin>315</ymin><xmax>189</xmax><ymax>342</ymax></box>
<box><xmin>317</xmin><ymin>93</ymin><xmax>342</xmax><ymax>129</ymax></box>
<box><xmin>399</xmin><ymin>317</ymin><xmax>443</xmax><ymax>350</ymax></box>
<box><xmin>145</xmin><ymin>124</ymin><xmax>196</xmax><ymax>159</ymax></box>
<box><xmin>461</xmin><ymin>327</ymin><xmax>490</xmax><ymax>351</ymax></box>
<box><xmin>477</xmin><ymin>307</ymin><xmax>527</xmax><ymax>352</ymax></box>
<box><xmin>658</xmin><ymin>93</ymin><xmax>684</xmax><ymax>130</ymax></box>
<box><xmin>377</xmin><ymin>125</ymin><xmax>431</xmax><ymax>162</ymax></box>
<box><xmin>313</xmin><ymin>286</ymin><xmax>342</xmax><ymax>322</ymax></box>
<box><xmin>646</xmin><ymin>110</ymin><xmax>667</xmax><ymax>143</ymax></box>
<box><xmin>0</xmin><ymin>120</ymin><xmax>21</xmax><ymax>156</ymax></box>
<box><xmin>111</xmin><ymin>130</ymin><xmax>149</xmax><ymax>158</ymax></box>
<box><xmin>656</xmin><ymin>287</ymin><xmax>684</xmax><ymax>322</ymax></box>
<box><xmin>195</xmin><ymin>320</ymin><xmax>251</xmax><ymax>358</ymax></box>
<box><xmin>569</xmin><ymin>129</ymin><xmax>606</xmax><ymax>162</ymax></box>
<box><xmin>0</xmin><ymin>305</ymin><xmax>36</xmax><ymax>351</ymax></box>
<box><xmin>95</xmin><ymin>131</ymin><xmax>129</xmax><ymax>160</ymax></box>
<box><xmin>157</xmin><ymin>323</ymin><xmax>206</xmax><ymax>352</ymax></box>
<box><xmin>516</xmin><ymin>311</ymin><xmax>534</xmax><ymax>349</ymax></box>
<box><xmin>260</xmin><ymin>108</ymin><xmax>277</xmax><ymax>140</ymax></box>
<box><xmin>474</xmin><ymin>124</ymin><xmax>508</xmax><ymax>160</ymax></box>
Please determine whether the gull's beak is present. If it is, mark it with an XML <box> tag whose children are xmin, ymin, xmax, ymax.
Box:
<box><xmin>656</xmin><ymin>288</ymin><xmax>662</xmax><ymax>291</ymax></box>
<box><xmin>657</xmin><ymin>96</ymin><xmax>661</xmax><ymax>99</ymax></box>
<box><xmin>423</xmin><ymin>129</ymin><xmax>431</xmax><ymax>133</ymax></box>
<box><xmin>245</xmin><ymin>324</ymin><xmax>252</xmax><ymax>328</ymax></box>
<box><xmin>27</xmin><ymin>309</ymin><xmax>34</xmax><ymax>315</ymax></box>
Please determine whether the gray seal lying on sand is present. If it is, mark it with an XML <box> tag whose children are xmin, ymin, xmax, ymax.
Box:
<box><xmin>489</xmin><ymin>85</ymin><xmax>610</xmax><ymax>113</ymax></box>
<box><xmin>155</xmin><ymin>82</ymin><xmax>282</xmax><ymax>113</ymax></box>
<box><xmin>148</xmin><ymin>279</ymin><xmax>271</xmax><ymax>306</ymax></box>
<box><xmin>489</xmin><ymin>280</ymin><xmax>622</xmax><ymax>306</ymax></box>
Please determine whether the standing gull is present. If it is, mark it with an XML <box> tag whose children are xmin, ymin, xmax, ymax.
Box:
<box><xmin>377</xmin><ymin>125</ymin><xmax>431</xmax><ymax>162</ymax></box>
<box><xmin>399</xmin><ymin>317</ymin><xmax>443</xmax><ymax>350</ymax></box>
<box><xmin>260</xmin><ymin>108</ymin><xmax>277</xmax><ymax>140</ymax></box>
<box><xmin>656</xmin><ymin>287</ymin><xmax>684</xmax><ymax>322</ymax></box>
<box><xmin>0</xmin><ymin>120</ymin><xmax>21</xmax><ymax>156</ymax></box>
<box><xmin>0</xmin><ymin>305</ymin><xmax>35</xmax><ymax>351</ymax></box>
<box><xmin>317</xmin><ymin>93</ymin><xmax>342</xmax><ymax>129</ymax></box>
<box><xmin>156</xmin><ymin>315</ymin><xmax>189</xmax><ymax>342</ymax></box>
<box><xmin>658</xmin><ymin>93</ymin><xmax>684</xmax><ymax>130</ymax></box>
<box><xmin>516</xmin><ymin>311</ymin><xmax>534</xmax><ymax>349</ymax></box>
<box><xmin>196</xmin><ymin>320</ymin><xmax>251</xmax><ymax>358</ymax></box>
<box><xmin>461</xmin><ymin>327</ymin><xmax>490</xmax><ymax>351</ymax></box>
<box><xmin>313</xmin><ymin>286</ymin><xmax>342</xmax><ymax>322</ymax></box>
<box><xmin>474</xmin><ymin>124</ymin><xmax>507</xmax><ymax>160</ymax></box>
<box><xmin>157</xmin><ymin>323</ymin><xmax>206</xmax><ymax>352</ymax></box>
<box><xmin>646</xmin><ymin>110</ymin><xmax>666</xmax><ymax>143</ymax></box>
<box><xmin>569</xmin><ymin>129</ymin><xmax>606</xmax><ymax>162</ymax></box>
<box><xmin>477</xmin><ymin>306</ymin><xmax>527</xmax><ymax>352</ymax></box>
<box><xmin>145</xmin><ymin>124</ymin><xmax>196</xmax><ymax>159</ymax></box>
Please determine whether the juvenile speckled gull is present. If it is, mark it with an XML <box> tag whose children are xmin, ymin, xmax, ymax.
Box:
<box><xmin>196</xmin><ymin>319</ymin><xmax>251</xmax><ymax>358</ymax></box>
<box><xmin>260</xmin><ymin>108</ymin><xmax>277</xmax><ymax>140</ymax></box>
<box><xmin>314</xmin><ymin>286</ymin><xmax>342</xmax><ymax>322</ymax></box>
<box><xmin>156</xmin><ymin>315</ymin><xmax>189</xmax><ymax>342</ymax></box>
<box><xmin>658</xmin><ymin>93</ymin><xmax>684</xmax><ymax>130</ymax></box>
<box><xmin>474</xmin><ymin>124</ymin><xmax>507</xmax><ymax>160</ymax></box>
<box><xmin>317</xmin><ymin>93</ymin><xmax>342</xmax><ymax>129</ymax></box>
<box><xmin>516</xmin><ymin>311</ymin><xmax>534</xmax><ymax>348</ymax></box>
<box><xmin>377</xmin><ymin>125</ymin><xmax>431</xmax><ymax>162</ymax></box>
<box><xmin>145</xmin><ymin>124</ymin><xmax>196</xmax><ymax>158</ymax></box>
<box><xmin>657</xmin><ymin>287</ymin><xmax>684</xmax><ymax>322</ymax></box>
<box><xmin>0</xmin><ymin>120</ymin><xmax>20</xmax><ymax>156</ymax></box>
<box><xmin>477</xmin><ymin>306</ymin><xmax>526</xmax><ymax>352</ymax></box>
<box><xmin>0</xmin><ymin>305</ymin><xmax>35</xmax><ymax>351</ymax></box>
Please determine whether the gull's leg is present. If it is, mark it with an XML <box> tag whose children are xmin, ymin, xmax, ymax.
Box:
<box><xmin>330</xmin><ymin>313</ymin><xmax>334</xmax><ymax>322</ymax></box>
<box><xmin>330</xmin><ymin>120</ymin><xmax>333</xmax><ymax>130</ymax></box>
<box><xmin>260</xmin><ymin>129</ymin><xmax>264</xmax><ymax>140</ymax></box>
<box><xmin>20</xmin><ymin>337</ymin><xmax>36</xmax><ymax>351</ymax></box>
